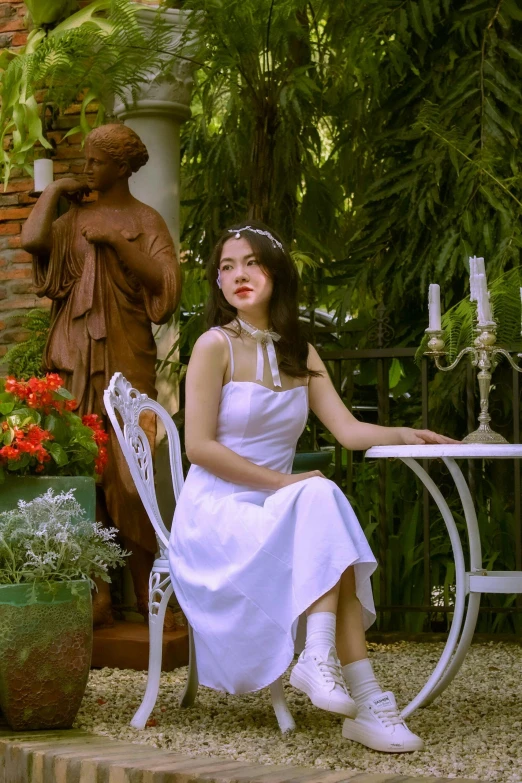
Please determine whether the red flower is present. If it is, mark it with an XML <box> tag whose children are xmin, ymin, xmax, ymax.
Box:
<box><xmin>26</xmin><ymin>425</ymin><xmax>52</xmax><ymax>444</ymax></box>
<box><xmin>0</xmin><ymin>444</ymin><xmax>21</xmax><ymax>462</ymax></box>
<box><xmin>81</xmin><ymin>414</ymin><xmax>109</xmax><ymax>475</ymax></box>
<box><xmin>26</xmin><ymin>393</ymin><xmax>39</xmax><ymax>408</ymax></box>
<box><xmin>5</xmin><ymin>376</ymin><xmax>28</xmax><ymax>400</ymax></box>
<box><xmin>93</xmin><ymin>429</ymin><xmax>109</xmax><ymax>446</ymax></box>
<box><xmin>45</xmin><ymin>373</ymin><xmax>63</xmax><ymax>391</ymax></box>
<box><xmin>17</xmin><ymin>440</ymin><xmax>36</xmax><ymax>454</ymax></box>
<box><xmin>94</xmin><ymin>445</ymin><xmax>109</xmax><ymax>475</ymax></box>
<box><xmin>4</xmin><ymin>374</ymin><xmax>73</xmax><ymax>413</ymax></box>
<box><xmin>1</xmin><ymin>375</ymin><xmax>103</xmax><ymax>479</ymax></box>
<box><xmin>28</xmin><ymin>377</ymin><xmax>47</xmax><ymax>394</ymax></box>
<box><xmin>34</xmin><ymin>445</ymin><xmax>51</xmax><ymax>464</ymax></box>
<box><xmin>82</xmin><ymin>413</ymin><xmax>103</xmax><ymax>430</ymax></box>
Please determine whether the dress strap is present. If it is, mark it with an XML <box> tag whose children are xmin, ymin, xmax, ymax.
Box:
<box><xmin>212</xmin><ymin>327</ymin><xmax>235</xmax><ymax>381</ymax></box>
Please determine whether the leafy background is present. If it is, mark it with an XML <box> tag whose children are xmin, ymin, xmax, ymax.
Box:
<box><xmin>2</xmin><ymin>0</ymin><xmax>522</xmax><ymax>632</ymax></box>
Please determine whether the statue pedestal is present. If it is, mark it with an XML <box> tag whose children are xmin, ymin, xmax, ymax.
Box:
<box><xmin>91</xmin><ymin>622</ymin><xmax>189</xmax><ymax>671</ymax></box>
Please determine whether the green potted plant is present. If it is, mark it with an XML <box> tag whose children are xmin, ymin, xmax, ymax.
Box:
<box><xmin>0</xmin><ymin>488</ymin><xmax>127</xmax><ymax>730</ymax></box>
<box><xmin>0</xmin><ymin>372</ymin><xmax>108</xmax><ymax>518</ymax></box>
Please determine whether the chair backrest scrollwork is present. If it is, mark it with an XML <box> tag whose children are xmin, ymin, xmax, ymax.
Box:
<box><xmin>103</xmin><ymin>372</ymin><xmax>184</xmax><ymax>554</ymax></box>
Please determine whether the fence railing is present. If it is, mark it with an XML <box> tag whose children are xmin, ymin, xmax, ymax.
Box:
<box><xmin>312</xmin><ymin>325</ymin><xmax>522</xmax><ymax>633</ymax></box>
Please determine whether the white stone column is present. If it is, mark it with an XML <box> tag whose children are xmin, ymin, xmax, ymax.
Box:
<box><xmin>114</xmin><ymin>6</ymin><xmax>196</xmax><ymax>545</ymax></box>
<box><xmin>114</xmin><ymin>5</ymin><xmax>196</xmax><ymax>414</ymax></box>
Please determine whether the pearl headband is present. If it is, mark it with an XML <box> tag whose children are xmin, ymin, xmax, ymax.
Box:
<box><xmin>228</xmin><ymin>226</ymin><xmax>284</xmax><ymax>252</ymax></box>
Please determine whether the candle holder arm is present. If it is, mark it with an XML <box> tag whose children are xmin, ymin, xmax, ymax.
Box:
<box><xmin>492</xmin><ymin>348</ymin><xmax>522</xmax><ymax>373</ymax></box>
<box><xmin>433</xmin><ymin>346</ymin><xmax>475</xmax><ymax>373</ymax></box>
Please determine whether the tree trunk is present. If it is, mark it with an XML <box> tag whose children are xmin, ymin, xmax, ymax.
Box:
<box><xmin>247</xmin><ymin>98</ymin><xmax>278</xmax><ymax>225</ymax></box>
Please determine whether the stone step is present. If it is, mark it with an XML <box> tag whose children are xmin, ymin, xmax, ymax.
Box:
<box><xmin>0</xmin><ymin>728</ymin><xmax>486</xmax><ymax>783</ymax></box>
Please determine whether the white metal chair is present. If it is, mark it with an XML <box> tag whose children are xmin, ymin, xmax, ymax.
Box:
<box><xmin>103</xmin><ymin>371</ymin><xmax>296</xmax><ymax>733</ymax></box>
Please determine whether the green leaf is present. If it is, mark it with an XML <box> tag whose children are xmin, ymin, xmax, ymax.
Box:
<box><xmin>409</xmin><ymin>2</ymin><xmax>427</xmax><ymax>40</ymax></box>
<box><xmin>0</xmin><ymin>402</ymin><xmax>15</xmax><ymax>415</ymax></box>
<box><xmin>24</xmin><ymin>0</ymin><xmax>75</xmax><ymax>27</ymax></box>
<box><xmin>8</xmin><ymin>452</ymin><xmax>30</xmax><ymax>470</ymax></box>
<box><xmin>2</xmin><ymin>430</ymin><xmax>13</xmax><ymax>446</ymax></box>
<box><xmin>420</xmin><ymin>0</ymin><xmax>434</xmax><ymax>34</ymax></box>
<box><xmin>388</xmin><ymin>358</ymin><xmax>403</xmax><ymax>389</ymax></box>
<box><xmin>78</xmin><ymin>89</ymin><xmax>98</xmax><ymax>136</ymax></box>
<box><xmin>48</xmin><ymin>442</ymin><xmax>69</xmax><ymax>467</ymax></box>
<box><xmin>62</xmin><ymin>124</ymin><xmax>82</xmax><ymax>141</ymax></box>
<box><xmin>54</xmin><ymin>386</ymin><xmax>74</xmax><ymax>400</ymax></box>
<box><xmin>50</xmin><ymin>0</ymin><xmax>113</xmax><ymax>37</ymax></box>
<box><xmin>43</xmin><ymin>413</ymin><xmax>68</xmax><ymax>442</ymax></box>
<box><xmin>7</xmin><ymin>409</ymin><xmax>41</xmax><ymax>428</ymax></box>
<box><xmin>484</xmin><ymin>98</ymin><xmax>517</xmax><ymax>137</ymax></box>
<box><xmin>498</xmin><ymin>40</ymin><xmax>522</xmax><ymax>63</ymax></box>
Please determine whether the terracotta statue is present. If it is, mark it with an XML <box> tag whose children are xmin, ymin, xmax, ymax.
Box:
<box><xmin>21</xmin><ymin>124</ymin><xmax>181</xmax><ymax>627</ymax></box>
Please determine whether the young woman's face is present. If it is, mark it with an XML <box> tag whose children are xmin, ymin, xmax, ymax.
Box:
<box><xmin>219</xmin><ymin>236</ymin><xmax>273</xmax><ymax>314</ymax></box>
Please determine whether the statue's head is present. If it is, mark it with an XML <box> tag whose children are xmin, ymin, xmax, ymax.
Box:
<box><xmin>83</xmin><ymin>124</ymin><xmax>149</xmax><ymax>191</ymax></box>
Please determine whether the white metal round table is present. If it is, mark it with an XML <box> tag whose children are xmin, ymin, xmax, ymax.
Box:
<box><xmin>365</xmin><ymin>443</ymin><xmax>522</xmax><ymax>718</ymax></box>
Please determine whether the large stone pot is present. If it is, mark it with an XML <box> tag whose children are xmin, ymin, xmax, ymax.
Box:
<box><xmin>0</xmin><ymin>580</ymin><xmax>93</xmax><ymax>730</ymax></box>
<box><xmin>0</xmin><ymin>476</ymin><xmax>96</xmax><ymax>519</ymax></box>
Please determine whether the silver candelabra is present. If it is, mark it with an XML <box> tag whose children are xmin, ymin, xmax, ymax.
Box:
<box><xmin>425</xmin><ymin>317</ymin><xmax>522</xmax><ymax>444</ymax></box>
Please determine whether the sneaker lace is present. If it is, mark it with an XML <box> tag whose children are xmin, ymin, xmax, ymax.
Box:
<box><xmin>373</xmin><ymin>703</ymin><xmax>403</xmax><ymax>728</ymax></box>
<box><xmin>314</xmin><ymin>656</ymin><xmax>346</xmax><ymax>690</ymax></box>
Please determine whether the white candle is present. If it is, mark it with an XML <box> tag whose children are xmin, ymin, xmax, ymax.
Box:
<box><xmin>428</xmin><ymin>283</ymin><xmax>442</xmax><ymax>330</ymax></box>
<box><xmin>469</xmin><ymin>256</ymin><xmax>477</xmax><ymax>302</ymax></box>
<box><xmin>33</xmin><ymin>158</ymin><xmax>54</xmax><ymax>193</ymax></box>
<box><xmin>484</xmin><ymin>290</ymin><xmax>493</xmax><ymax>323</ymax></box>
<box><xmin>476</xmin><ymin>273</ymin><xmax>493</xmax><ymax>324</ymax></box>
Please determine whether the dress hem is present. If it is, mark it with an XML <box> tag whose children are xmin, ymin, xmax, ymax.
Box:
<box><xmin>189</xmin><ymin>552</ymin><xmax>377</xmax><ymax>696</ymax></box>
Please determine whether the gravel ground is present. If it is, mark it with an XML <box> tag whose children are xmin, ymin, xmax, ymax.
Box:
<box><xmin>75</xmin><ymin>641</ymin><xmax>522</xmax><ymax>782</ymax></box>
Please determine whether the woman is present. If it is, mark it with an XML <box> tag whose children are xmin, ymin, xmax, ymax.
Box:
<box><xmin>168</xmin><ymin>221</ymin><xmax>456</xmax><ymax>753</ymax></box>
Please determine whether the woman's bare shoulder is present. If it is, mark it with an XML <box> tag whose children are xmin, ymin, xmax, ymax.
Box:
<box><xmin>306</xmin><ymin>342</ymin><xmax>324</xmax><ymax>370</ymax></box>
<box><xmin>194</xmin><ymin>328</ymin><xmax>224</xmax><ymax>347</ymax></box>
<box><xmin>191</xmin><ymin>328</ymin><xmax>231</xmax><ymax>360</ymax></box>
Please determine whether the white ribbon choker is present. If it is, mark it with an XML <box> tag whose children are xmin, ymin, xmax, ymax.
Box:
<box><xmin>236</xmin><ymin>318</ymin><xmax>282</xmax><ymax>387</ymax></box>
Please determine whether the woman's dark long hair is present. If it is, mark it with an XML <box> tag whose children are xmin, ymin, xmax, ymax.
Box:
<box><xmin>206</xmin><ymin>220</ymin><xmax>320</xmax><ymax>379</ymax></box>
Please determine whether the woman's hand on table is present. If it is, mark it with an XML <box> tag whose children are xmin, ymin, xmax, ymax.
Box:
<box><xmin>398</xmin><ymin>427</ymin><xmax>460</xmax><ymax>446</ymax></box>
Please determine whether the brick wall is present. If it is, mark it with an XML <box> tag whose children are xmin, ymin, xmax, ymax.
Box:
<box><xmin>0</xmin><ymin>1</ymin><xmax>93</xmax><ymax>374</ymax></box>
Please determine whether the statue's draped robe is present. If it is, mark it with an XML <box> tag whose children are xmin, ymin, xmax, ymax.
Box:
<box><xmin>33</xmin><ymin>204</ymin><xmax>178</xmax><ymax>553</ymax></box>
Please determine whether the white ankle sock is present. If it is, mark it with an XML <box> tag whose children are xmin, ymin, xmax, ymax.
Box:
<box><xmin>304</xmin><ymin>611</ymin><xmax>336</xmax><ymax>657</ymax></box>
<box><xmin>342</xmin><ymin>658</ymin><xmax>382</xmax><ymax>707</ymax></box>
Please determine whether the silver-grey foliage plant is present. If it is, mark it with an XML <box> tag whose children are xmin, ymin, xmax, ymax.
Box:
<box><xmin>0</xmin><ymin>489</ymin><xmax>127</xmax><ymax>588</ymax></box>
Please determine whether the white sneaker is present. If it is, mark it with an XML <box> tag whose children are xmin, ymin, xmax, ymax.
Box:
<box><xmin>290</xmin><ymin>647</ymin><xmax>357</xmax><ymax>718</ymax></box>
<box><xmin>342</xmin><ymin>691</ymin><xmax>424</xmax><ymax>753</ymax></box>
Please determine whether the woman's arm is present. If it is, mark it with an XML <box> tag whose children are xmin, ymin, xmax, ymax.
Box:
<box><xmin>307</xmin><ymin>344</ymin><xmax>458</xmax><ymax>449</ymax></box>
<box><xmin>185</xmin><ymin>331</ymin><xmax>321</xmax><ymax>490</ymax></box>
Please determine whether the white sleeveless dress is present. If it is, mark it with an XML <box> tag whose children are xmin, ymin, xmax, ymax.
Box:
<box><xmin>168</xmin><ymin>329</ymin><xmax>377</xmax><ymax>695</ymax></box>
